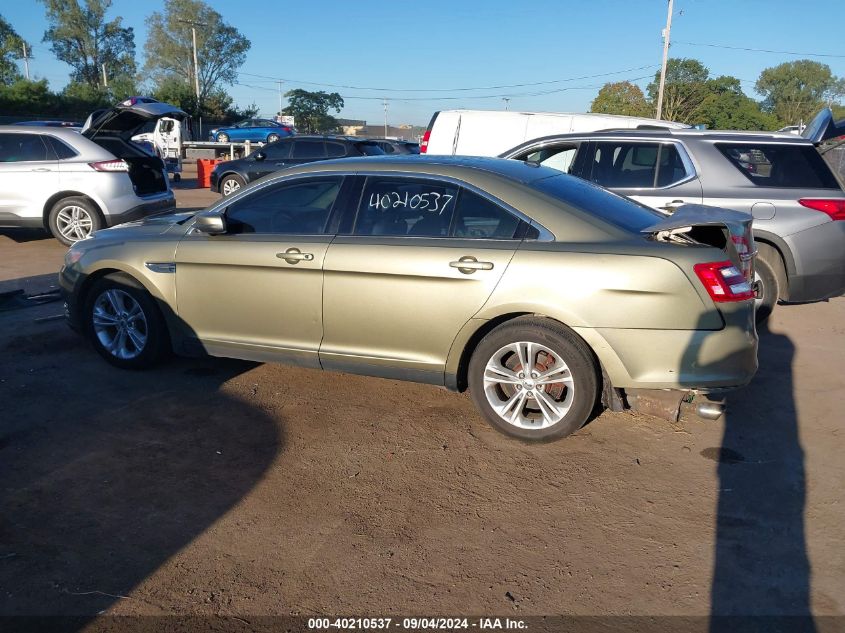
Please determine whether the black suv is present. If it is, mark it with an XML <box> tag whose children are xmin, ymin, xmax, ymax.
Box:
<box><xmin>211</xmin><ymin>135</ymin><xmax>385</xmax><ymax>196</ymax></box>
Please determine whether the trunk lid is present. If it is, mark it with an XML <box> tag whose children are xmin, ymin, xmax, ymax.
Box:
<box><xmin>802</xmin><ymin>108</ymin><xmax>845</xmax><ymax>145</ymax></box>
<box><xmin>82</xmin><ymin>98</ymin><xmax>187</xmax><ymax>142</ymax></box>
<box><xmin>642</xmin><ymin>204</ymin><xmax>755</xmax><ymax>281</ymax></box>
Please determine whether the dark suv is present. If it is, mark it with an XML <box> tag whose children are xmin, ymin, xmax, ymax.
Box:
<box><xmin>211</xmin><ymin>135</ymin><xmax>385</xmax><ymax>196</ymax></box>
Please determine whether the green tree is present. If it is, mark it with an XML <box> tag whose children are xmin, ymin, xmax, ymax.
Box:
<box><xmin>144</xmin><ymin>0</ymin><xmax>250</xmax><ymax>113</ymax></box>
<box><xmin>691</xmin><ymin>75</ymin><xmax>778</xmax><ymax>131</ymax></box>
<box><xmin>756</xmin><ymin>60</ymin><xmax>844</xmax><ymax>126</ymax></box>
<box><xmin>590</xmin><ymin>81</ymin><xmax>651</xmax><ymax>117</ymax></box>
<box><xmin>282</xmin><ymin>89</ymin><xmax>344</xmax><ymax>133</ymax></box>
<box><xmin>0</xmin><ymin>78</ymin><xmax>58</xmax><ymax>114</ymax></box>
<box><xmin>647</xmin><ymin>58</ymin><xmax>711</xmax><ymax>123</ymax></box>
<box><xmin>0</xmin><ymin>15</ymin><xmax>29</xmax><ymax>85</ymax></box>
<box><xmin>40</xmin><ymin>0</ymin><xmax>136</xmax><ymax>89</ymax></box>
<box><xmin>151</xmin><ymin>75</ymin><xmax>257</xmax><ymax>121</ymax></box>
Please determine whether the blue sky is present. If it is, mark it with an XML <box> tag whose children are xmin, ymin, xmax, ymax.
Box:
<box><xmin>4</xmin><ymin>0</ymin><xmax>844</xmax><ymax>125</ymax></box>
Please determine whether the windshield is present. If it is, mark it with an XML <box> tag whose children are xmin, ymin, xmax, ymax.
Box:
<box><xmin>532</xmin><ymin>174</ymin><xmax>663</xmax><ymax>233</ymax></box>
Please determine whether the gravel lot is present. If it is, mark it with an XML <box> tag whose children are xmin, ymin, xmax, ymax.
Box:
<box><xmin>1</xmin><ymin>168</ymin><xmax>843</xmax><ymax>625</ymax></box>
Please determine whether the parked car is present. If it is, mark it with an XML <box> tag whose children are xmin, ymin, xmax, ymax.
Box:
<box><xmin>208</xmin><ymin>119</ymin><xmax>294</xmax><ymax>143</ymax></box>
<box><xmin>0</xmin><ymin>100</ymin><xmax>185</xmax><ymax>246</ymax></box>
<box><xmin>210</xmin><ymin>135</ymin><xmax>385</xmax><ymax>196</ymax></box>
<box><xmin>500</xmin><ymin>128</ymin><xmax>845</xmax><ymax>322</ymax></box>
<box><xmin>420</xmin><ymin>109</ymin><xmax>688</xmax><ymax>157</ymax></box>
<box><xmin>60</xmin><ymin>156</ymin><xmax>758</xmax><ymax>442</ymax></box>
<box><xmin>369</xmin><ymin>138</ymin><xmax>420</xmax><ymax>154</ymax></box>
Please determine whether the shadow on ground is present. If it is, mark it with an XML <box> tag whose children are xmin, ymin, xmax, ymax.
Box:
<box><xmin>0</xmin><ymin>285</ymin><xmax>282</xmax><ymax>627</ymax></box>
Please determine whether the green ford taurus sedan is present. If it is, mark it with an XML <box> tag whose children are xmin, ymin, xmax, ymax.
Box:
<box><xmin>60</xmin><ymin>156</ymin><xmax>758</xmax><ymax>441</ymax></box>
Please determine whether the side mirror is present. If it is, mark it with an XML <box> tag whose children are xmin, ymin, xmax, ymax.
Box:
<box><xmin>254</xmin><ymin>151</ymin><xmax>266</xmax><ymax>161</ymax></box>
<box><xmin>193</xmin><ymin>210</ymin><xmax>227</xmax><ymax>235</ymax></box>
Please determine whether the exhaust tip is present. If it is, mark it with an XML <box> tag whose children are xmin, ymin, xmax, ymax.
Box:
<box><xmin>697</xmin><ymin>401</ymin><xmax>725</xmax><ymax>420</ymax></box>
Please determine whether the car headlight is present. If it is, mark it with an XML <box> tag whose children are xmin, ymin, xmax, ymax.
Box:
<box><xmin>64</xmin><ymin>247</ymin><xmax>85</xmax><ymax>266</ymax></box>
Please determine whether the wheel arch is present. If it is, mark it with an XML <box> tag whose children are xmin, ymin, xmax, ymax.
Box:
<box><xmin>42</xmin><ymin>191</ymin><xmax>105</xmax><ymax>230</ymax></box>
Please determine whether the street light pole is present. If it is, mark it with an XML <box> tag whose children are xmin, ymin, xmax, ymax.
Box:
<box><xmin>383</xmin><ymin>99</ymin><xmax>388</xmax><ymax>137</ymax></box>
<box><xmin>21</xmin><ymin>42</ymin><xmax>30</xmax><ymax>80</ymax></box>
<box><xmin>277</xmin><ymin>81</ymin><xmax>284</xmax><ymax>121</ymax></box>
<box><xmin>655</xmin><ymin>0</ymin><xmax>674</xmax><ymax>121</ymax></box>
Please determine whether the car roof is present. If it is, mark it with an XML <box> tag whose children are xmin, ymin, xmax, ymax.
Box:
<box><xmin>515</xmin><ymin>127</ymin><xmax>811</xmax><ymax>144</ymax></box>
<box><xmin>275</xmin><ymin>155</ymin><xmax>562</xmax><ymax>184</ymax></box>
<box><xmin>0</xmin><ymin>125</ymin><xmax>83</xmax><ymax>139</ymax></box>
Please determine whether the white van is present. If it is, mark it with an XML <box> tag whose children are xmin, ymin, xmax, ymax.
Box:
<box><xmin>420</xmin><ymin>110</ymin><xmax>688</xmax><ymax>157</ymax></box>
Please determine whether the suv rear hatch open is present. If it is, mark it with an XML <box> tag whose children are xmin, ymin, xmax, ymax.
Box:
<box><xmin>82</xmin><ymin>98</ymin><xmax>187</xmax><ymax>196</ymax></box>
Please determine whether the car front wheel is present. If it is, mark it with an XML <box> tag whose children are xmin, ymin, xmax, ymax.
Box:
<box><xmin>468</xmin><ymin>317</ymin><xmax>599</xmax><ymax>441</ymax></box>
<box><xmin>217</xmin><ymin>132</ymin><xmax>229</xmax><ymax>143</ymax></box>
<box><xmin>85</xmin><ymin>273</ymin><xmax>169</xmax><ymax>369</ymax></box>
<box><xmin>220</xmin><ymin>174</ymin><xmax>245</xmax><ymax>196</ymax></box>
<box><xmin>48</xmin><ymin>196</ymin><xmax>103</xmax><ymax>246</ymax></box>
<box><xmin>267</xmin><ymin>133</ymin><xmax>280</xmax><ymax>143</ymax></box>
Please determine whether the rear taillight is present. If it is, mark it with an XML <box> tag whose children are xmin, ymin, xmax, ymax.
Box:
<box><xmin>730</xmin><ymin>234</ymin><xmax>754</xmax><ymax>283</ymax></box>
<box><xmin>798</xmin><ymin>198</ymin><xmax>845</xmax><ymax>221</ymax></box>
<box><xmin>694</xmin><ymin>261</ymin><xmax>755</xmax><ymax>302</ymax></box>
<box><xmin>420</xmin><ymin>130</ymin><xmax>431</xmax><ymax>153</ymax></box>
<box><xmin>89</xmin><ymin>159</ymin><xmax>129</xmax><ymax>172</ymax></box>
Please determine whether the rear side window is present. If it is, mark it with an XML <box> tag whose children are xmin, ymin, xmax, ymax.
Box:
<box><xmin>533</xmin><ymin>174</ymin><xmax>663</xmax><ymax>233</ymax></box>
<box><xmin>326</xmin><ymin>142</ymin><xmax>347</xmax><ymax>158</ymax></box>
<box><xmin>405</xmin><ymin>143</ymin><xmax>420</xmax><ymax>154</ymax></box>
<box><xmin>0</xmin><ymin>133</ymin><xmax>50</xmax><ymax>162</ymax></box>
<box><xmin>356</xmin><ymin>142</ymin><xmax>385</xmax><ymax>156</ymax></box>
<box><xmin>588</xmin><ymin>141</ymin><xmax>691</xmax><ymax>189</ymax></box>
<box><xmin>226</xmin><ymin>177</ymin><xmax>342</xmax><ymax>234</ymax></box>
<box><xmin>453</xmin><ymin>189</ymin><xmax>521</xmax><ymax>239</ymax></box>
<box><xmin>716</xmin><ymin>143</ymin><xmax>839</xmax><ymax>189</ymax></box>
<box><xmin>45</xmin><ymin>136</ymin><xmax>78</xmax><ymax>159</ymax></box>
<box><xmin>292</xmin><ymin>141</ymin><xmax>326</xmax><ymax>159</ymax></box>
<box><xmin>355</xmin><ymin>177</ymin><xmax>458</xmax><ymax>237</ymax></box>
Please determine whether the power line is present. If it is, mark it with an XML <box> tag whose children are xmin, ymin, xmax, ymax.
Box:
<box><xmin>674</xmin><ymin>40</ymin><xmax>845</xmax><ymax>59</ymax></box>
<box><xmin>236</xmin><ymin>64</ymin><xmax>659</xmax><ymax>93</ymax></box>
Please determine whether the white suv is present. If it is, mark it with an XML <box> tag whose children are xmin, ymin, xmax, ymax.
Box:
<box><xmin>0</xmin><ymin>99</ymin><xmax>185</xmax><ymax>246</ymax></box>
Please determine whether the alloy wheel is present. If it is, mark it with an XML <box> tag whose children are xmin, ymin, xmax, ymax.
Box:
<box><xmin>221</xmin><ymin>178</ymin><xmax>241</xmax><ymax>196</ymax></box>
<box><xmin>55</xmin><ymin>205</ymin><xmax>94</xmax><ymax>242</ymax></box>
<box><xmin>483</xmin><ymin>341</ymin><xmax>575</xmax><ymax>430</ymax></box>
<box><xmin>92</xmin><ymin>289</ymin><xmax>148</xmax><ymax>360</ymax></box>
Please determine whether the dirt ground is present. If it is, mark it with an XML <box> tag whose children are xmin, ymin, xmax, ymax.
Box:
<box><xmin>1</xmin><ymin>169</ymin><xmax>843</xmax><ymax>626</ymax></box>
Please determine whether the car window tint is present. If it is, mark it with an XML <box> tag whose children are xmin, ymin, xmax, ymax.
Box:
<box><xmin>453</xmin><ymin>189</ymin><xmax>521</xmax><ymax>239</ymax></box>
<box><xmin>225</xmin><ymin>177</ymin><xmax>342</xmax><ymax>234</ymax></box>
<box><xmin>326</xmin><ymin>142</ymin><xmax>347</xmax><ymax>158</ymax></box>
<box><xmin>589</xmin><ymin>141</ymin><xmax>660</xmax><ymax>188</ymax></box>
<box><xmin>0</xmin><ymin>133</ymin><xmax>50</xmax><ymax>162</ymax></box>
<box><xmin>356</xmin><ymin>142</ymin><xmax>385</xmax><ymax>156</ymax></box>
<box><xmin>716</xmin><ymin>143</ymin><xmax>839</xmax><ymax>189</ymax></box>
<box><xmin>292</xmin><ymin>140</ymin><xmax>326</xmax><ymax>159</ymax></box>
<box><xmin>524</xmin><ymin>144</ymin><xmax>578</xmax><ymax>173</ymax></box>
<box><xmin>355</xmin><ymin>177</ymin><xmax>458</xmax><ymax>237</ymax></box>
<box><xmin>45</xmin><ymin>135</ymin><xmax>77</xmax><ymax>159</ymax></box>
<box><xmin>262</xmin><ymin>141</ymin><xmax>291</xmax><ymax>160</ymax></box>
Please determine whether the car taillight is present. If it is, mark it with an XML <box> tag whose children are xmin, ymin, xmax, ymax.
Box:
<box><xmin>730</xmin><ymin>234</ymin><xmax>754</xmax><ymax>283</ymax></box>
<box><xmin>798</xmin><ymin>198</ymin><xmax>845</xmax><ymax>221</ymax></box>
<box><xmin>694</xmin><ymin>261</ymin><xmax>755</xmax><ymax>302</ymax></box>
<box><xmin>420</xmin><ymin>130</ymin><xmax>431</xmax><ymax>153</ymax></box>
<box><xmin>89</xmin><ymin>159</ymin><xmax>129</xmax><ymax>172</ymax></box>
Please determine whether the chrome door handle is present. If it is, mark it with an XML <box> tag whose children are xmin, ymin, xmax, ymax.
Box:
<box><xmin>659</xmin><ymin>199</ymin><xmax>685</xmax><ymax>212</ymax></box>
<box><xmin>450</xmin><ymin>256</ymin><xmax>494</xmax><ymax>274</ymax></box>
<box><xmin>274</xmin><ymin>162</ymin><xmax>286</xmax><ymax>166</ymax></box>
<box><xmin>277</xmin><ymin>248</ymin><xmax>314</xmax><ymax>264</ymax></box>
<box><xmin>31</xmin><ymin>168</ymin><xmax>51</xmax><ymax>172</ymax></box>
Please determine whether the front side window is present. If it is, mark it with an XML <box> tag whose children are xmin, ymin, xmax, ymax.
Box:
<box><xmin>225</xmin><ymin>177</ymin><xmax>343</xmax><ymax>234</ymax></box>
<box><xmin>292</xmin><ymin>141</ymin><xmax>326</xmax><ymax>159</ymax></box>
<box><xmin>354</xmin><ymin>177</ymin><xmax>459</xmax><ymax>237</ymax></box>
<box><xmin>588</xmin><ymin>141</ymin><xmax>690</xmax><ymax>189</ymax></box>
<box><xmin>522</xmin><ymin>144</ymin><xmax>579</xmax><ymax>174</ymax></box>
<box><xmin>262</xmin><ymin>141</ymin><xmax>291</xmax><ymax>160</ymax></box>
<box><xmin>0</xmin><ymin>133</ymin><xmax>50</xmax><ymax>162</ymax></box>
<box><xmin>716</xmin><ymin>143</ymin><xmax>839</xmax><ymax>189</ymax></box>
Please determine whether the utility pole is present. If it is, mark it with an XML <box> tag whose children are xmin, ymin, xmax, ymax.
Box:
<box><xmin>277</xmin><ymin>81</ymin><xmax>284</xmax><ymax>121</ymax></box>
<box><xmin>383</xmin><ymin>99</ymin><xmax>389</xmax><ymax>137</ymax></box>
<box><xmin>102</xmin><ymin>63</ymin><xmax>108</xmax><ymax>88</ymax></box>
<box><xmin>21</xmin><ymin>42</ymin><xmax>30</xmax><ymax>80</ymax></box>
<box><xmin>655</xmin><ymin>0</ymin><xmax>674</xmax><ymax>121</ymax></box>
<box><xmin>502</xmin><ymin>97</ymin><xmax>510</xmax><ymax>111</ymax></box>
<box><xmin>177</xmin><ymin>19</ymin><xmax>206</xmax><ymax>101</ymax></box>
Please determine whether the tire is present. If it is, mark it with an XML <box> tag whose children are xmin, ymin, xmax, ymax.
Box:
<box><xmin>220</xmin><ymin>173</ymin><xmax>245</xmax><ymax>196</ymax></box>
<box><xmin>217</xmin><ymin>132</ymin><xmax>229</xmax><ymax>143</ymax></box>
<box><xmin>173</xmin><ymin>173</ymin><xmax>181</xmax><ymax>183</ymax></box>
<box><xmin>48</xmin><ymin>196</ymin><xmax>103</xmax><ymax>246</ymax></box>
<box><xmin>468</xmin><ymin>317</ymin><xmax>599</xmax><ymax>441</ymax></box>
<box><xmin>84</xmin><ymin>273</ymin><xmax>169</xmax><ymax>370</ymax></box>
<box><xmin>754</xmin><ymin>243</ymin><xmax>784</xmax><ymax>325</ymax></box>
<box><xmin>267</xmin><ymin>133</ymin><xmax>280</xmax><ymax>143</ymax></box>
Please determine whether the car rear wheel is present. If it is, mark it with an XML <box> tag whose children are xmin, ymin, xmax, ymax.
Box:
<box><xmin>48</xmin><ymin>196</ymin><xmax>103</xmax><ymax>246</ymax></box>
<box><xmin>217</xmin><ymin>132</ymin><xmax>229</xmax><ymax>143</ymax></box>
<box><xmin>220</xmin><ymin>174</ymin><xmax>245</xmax><ymax>196</ymax></box>
<box><xmin>754</xmin><ymin>243</ymin><xmax>784</xmax><ymax>324</ymax></box>
<box><xmin>267</xmin><ymin>133</ymin><xmax>280</xmax><ymax>143</ymax></box>
<box><xmin>84</xmin><ymin>273</ymin><xmax>169</xmax><ymax>369</ymax></box>
<box><xmin>468</xmin><ymin>317</ymin><xmax>599</xmax><ymax>441</ymax></box>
